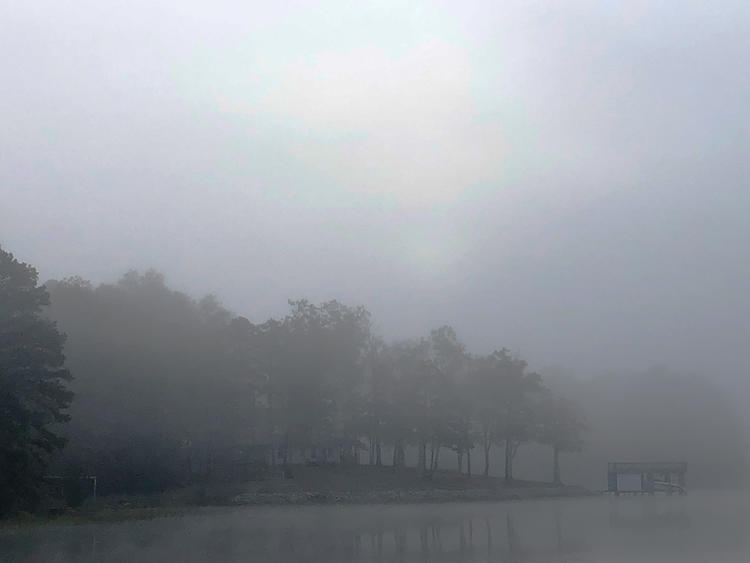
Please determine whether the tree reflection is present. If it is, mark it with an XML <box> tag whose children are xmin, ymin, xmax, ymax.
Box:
<box><xmin>21</xmin><ymin>497</ymin><xmax>750</xmax><ymax>563</ymax></box>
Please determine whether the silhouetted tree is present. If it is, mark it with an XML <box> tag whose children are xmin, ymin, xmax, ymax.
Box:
<box><xmin>0</xmin><ymin>247</ymin><xmax>72</xmax><ymax>515</ymax></box>
<box><xmin>35</xmin><ymin>265</ymin><xmax>595</xmax><ymax>495</ymax></box>
<box><xmin>536</xmin><ymin>394</ymin><xmax>586</xmax><ymax>485</ymax></box>
<box><xmin>474</xmin><ymin>349</ymin><xmax>543</xmax><ymax>483</ymax></box>
<box><xmin>428</xmin><ymin>326</ymin><xmax>471</xmax><ymax>473</ymax></box>
<box><xmin>470</xmin><ymin>355</ymin><xmax>502</xmax><ymax>476</ymax></box>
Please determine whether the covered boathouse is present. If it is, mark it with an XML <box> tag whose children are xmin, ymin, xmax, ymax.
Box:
<box><xmin>607</xmin><ymin>461</ymin><xmax>687</xmax><ymax>495</ymax></box>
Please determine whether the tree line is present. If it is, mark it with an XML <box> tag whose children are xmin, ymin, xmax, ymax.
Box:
<box><xmin>1</xmin><ymin>246</ymin><xmax>587</xmax><ymax>514</ymax></box>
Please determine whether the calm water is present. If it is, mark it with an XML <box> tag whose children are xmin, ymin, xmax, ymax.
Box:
<box><xmin>2</xmin><ymin>492</ymin><xmax>749</xmax><ymax>562</ymax></box>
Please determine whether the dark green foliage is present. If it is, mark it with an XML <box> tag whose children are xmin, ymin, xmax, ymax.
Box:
<box><xmin>189</xmin><ymin>486</ymin><xmax>209</xmax><ymax>506</ymax></box>
<box><xmin>63</xmin><ymin>465</ymin><xmax>86</xmax><ymax>508</ymax></box>
<box><xmin>0</xmin><ymin>246</ymin><xmax>73</xmax><ymax>516</ymax></box>
<box><xmin>46</xmin><ymin>271</ymin><xmax>240</xmax><ymax>495</ymax></box>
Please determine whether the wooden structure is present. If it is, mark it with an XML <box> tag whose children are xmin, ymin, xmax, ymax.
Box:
<box><xmin>607</xmin><ymin>462</ymin><xmax>687</xmax><ymax>495</ymax></box>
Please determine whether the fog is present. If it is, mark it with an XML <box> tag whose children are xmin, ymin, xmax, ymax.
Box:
<box><xmin>3</xmin><ymin>1</ymin><xmax>749</xmax><ymax>385</ymax></box>
<box><xmin>3</xmin><ymin>2</ymin><xmax>750</xmax><ymax>556</ymax></box>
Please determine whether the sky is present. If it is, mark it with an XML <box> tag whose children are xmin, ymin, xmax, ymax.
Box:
<box><xmin>2</xmin><ymin>0</ymin><xmax>749</xmax><ymax>382</ymax></box>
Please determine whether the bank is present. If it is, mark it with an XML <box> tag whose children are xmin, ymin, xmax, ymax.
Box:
<box><xmin>231</xmin><ymin>484</ymin><xmax>590</xmax><ymax>506</ymax></box>
<box><xmin>2</xmin><ymin>465</ymin><xmax>591</xmax><ymax>526</ymax></box>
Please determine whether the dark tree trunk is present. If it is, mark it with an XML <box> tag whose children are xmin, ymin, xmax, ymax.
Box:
<box><xmin>282</xmin><ymin>432</ymin><xmax>293</xmax><ymax>478</ymax></box>
<box><xmin>504</xmin><ymin>438</ymin><xmax>513</xmax><ymax>483</ymax></box>
<box><xmin>483</xmin><ymin>430</ymin><xmax>491</xmax><ymax>476</ymax></box>
<box><xmin>375</xmin><ymin>438</ymin><xmax>382</xmax><ymax>466</ymax></box>
<box><xmin>506</xmin><ymin>513</ymin><xmax>518</xmax><ymax>555</ymax></box>
<box><xmin>552</xmin><ymin>445</ymin><xmax>561</xmax><ymax>485</ymax></box>
<box><xmin>485</xmin><ymin>518</ymin><xmax>492</xmax><ymax>553</ymax></box>
<box><xmin>457</xmin><ymin>450</ymin><xmax>463</xmax><ymax>474</ymax></box>
<box><xmin>418</xmin><ymin>440</ymin><xmax>427</xmax><ymax>474</ymax></box>
<box><xmin>467</xmin><ymin>449</ymin><xmax>472</xmax><ymax>476</ymax></box>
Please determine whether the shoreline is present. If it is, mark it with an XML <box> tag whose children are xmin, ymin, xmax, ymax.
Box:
<box><xmin>231</xmin><ymin>485</ymin><xmax>591</xmax><ymax>506</ymax></box>
<box><xmin>1</xmin><ymin>485</ymin><xmax>591</xmax><ymax>528</ymax></box>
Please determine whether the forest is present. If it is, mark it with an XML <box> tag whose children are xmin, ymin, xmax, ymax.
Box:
<box><xmin>1</xmin><ymin>245</ymin><xmax>746</xmax><ymax>516</ymax></box>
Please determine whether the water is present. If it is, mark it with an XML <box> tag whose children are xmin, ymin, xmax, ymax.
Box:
<box><xmin>1</xmin><ymin>492</ymin><xmax>748</xmax><ymax>562</ymax></box>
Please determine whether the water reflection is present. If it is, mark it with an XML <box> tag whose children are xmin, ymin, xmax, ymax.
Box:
<box><xmin>608</xmin><ymin>495</ymin><xmax>691</xmax><ymax>530</ymax></box>
<box><xmin>1</xmin><ymin>492</ymin><xmax>748</xmax><ymax>562</ymax></box>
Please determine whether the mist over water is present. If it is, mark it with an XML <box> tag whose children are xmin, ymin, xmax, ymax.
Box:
<box><xmin>3</xmin><ymin>493</ymin><xmax>748</xmax><ymax>562</ymax></box>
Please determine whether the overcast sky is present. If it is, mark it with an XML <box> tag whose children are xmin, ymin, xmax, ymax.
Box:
<box><xmin>2</xmin><ymin>0</ymin><xmax>749</xmax><ymax>381</ymax></box>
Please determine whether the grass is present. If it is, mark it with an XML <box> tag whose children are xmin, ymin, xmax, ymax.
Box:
<box><xmin>1</xmin><ymin>464</ymin><xmax>588</xmax><ymax>527</ymax></box>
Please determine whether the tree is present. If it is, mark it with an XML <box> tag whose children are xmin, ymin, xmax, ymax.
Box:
<box><xmin>498</xmin><ymin>362</ymin><xmax>543</xmax><ymax>483</ymax></box>
<box><xmin>536</xmin><ymin>394</ymin><xmax>586</xmax><ymax>485</ymax></box>
<box><xmin>390</xmin><ymin>339</ymin><xmax>434</xmax><ymax>475</ymax></box>
<box><xmin>473</xmin><ymin>349</ymin><xmax>543</xmax><ymax>483</ymax></box>
<box><xmin>470</xmin><ymin>354</ymin><xmax>503</xmax><ymax>476</ymax></box>
<box><xmin>373</xmin><ymin>342</ymin><xmax>413</xmax><ymax>470</ymax></box>
<box><xmin>0</xmin><ymin>247</ymin><xmax>73</xmax><ymax>515</ymax></box>
<box><xmin>267</xmin><ymin>300</ymin><xmax>371</xmax><ymax>466</ymax></box>
<box><xmin>428</xmin><ymin>327</ymin><xmax>471</xmax><ymax>474</ymax></box>
<box><xmin>48</xmin><ymin>270</ymin><xmax>248</xmax><ymax>489</ymax></box>
<box><xmin>358</xmin><ymin>336</ymin><xmax>392</xmax><ymax>467</ymax></box>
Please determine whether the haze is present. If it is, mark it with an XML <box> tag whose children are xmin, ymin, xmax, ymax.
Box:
<box><xmin>2</xmin><ymin>0</ymin><xmax>749</xmax><ymax>384</ymax></box>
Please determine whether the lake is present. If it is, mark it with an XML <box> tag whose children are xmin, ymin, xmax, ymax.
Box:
<box><xmin>2</xmin><ymin>492</ymin><xmax>748</xmax><ymax>562</ymax></box>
